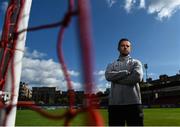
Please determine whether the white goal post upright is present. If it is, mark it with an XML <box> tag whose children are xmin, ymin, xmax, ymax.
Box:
<box><xmin>1</xmin><ymin>0</ymin><xmax>32</xmax><ymax>126</ymax></box>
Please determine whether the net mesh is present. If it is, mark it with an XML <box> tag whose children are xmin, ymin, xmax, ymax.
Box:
<box><xmin>0</xmin><ymin>0</ymin><xmax>104</xmax><ymax>126</ymax></box>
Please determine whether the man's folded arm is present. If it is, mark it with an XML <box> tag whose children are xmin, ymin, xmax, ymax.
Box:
<box><xmin>105</xmin><ymin>64</ymin><xmax>129</xmax><ymax>81</ymax></box>
<box><xmin>114</xmin><ymin>61</ymin><xmax>143</xmax><ymax>85</ymax></box>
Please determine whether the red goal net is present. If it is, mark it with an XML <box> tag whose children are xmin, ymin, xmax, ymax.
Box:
<box><xmin>0</xmin><ymin>0</ymin><xmax>104</xmax><ymax>126</ymax></box>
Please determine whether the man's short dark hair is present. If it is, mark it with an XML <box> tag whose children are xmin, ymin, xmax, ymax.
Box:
<box><xmin>118</xmin><ymin>38</ymin><xmax>130</xmax><ymax>51</ymax></box>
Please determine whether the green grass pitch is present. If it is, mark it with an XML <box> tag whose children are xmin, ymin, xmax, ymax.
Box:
<box><xmin>15</xmin><ymin>108</ymin><xmax>180</xmax><ymax>126</ymax></box>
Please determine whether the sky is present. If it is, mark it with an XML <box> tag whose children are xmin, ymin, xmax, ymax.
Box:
<box><xmin>1</xmin><ymin>0</ymin><xmax>180</xmax><ymax>92</ymax></box>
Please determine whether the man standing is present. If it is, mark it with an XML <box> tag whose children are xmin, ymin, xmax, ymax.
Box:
<box><xmin>105</xmin><ymin>38</ymin><xmax>144</xmax><ymax>126</ymax></box>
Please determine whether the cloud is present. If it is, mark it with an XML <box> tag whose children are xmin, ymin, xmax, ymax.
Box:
<box><xmin>24</xmin><ymin>48</ymin><xmax>46</xmax><ymax>59</ymax></box>
<box><xmin>143</xmin><ymin>71</ymin><xmax>159</xmax><ymax>80</ymax></box>
<box><xmin>21</xmin><ymin>49</ymin><xmax>109</xmax><ymax>92</ymax></box>
<box><xmin>106</xmin><ymin>0</ymin><xmax>117</xmax><ymax>8</ymax></box>
<box><xmin>124</xmin><ymin>0</ymin><xmax>136</xmax><ymax>13</ymax></box>
<box><xmin>94</xmin><ymin>70</ymin><xmax>110</xmax><ymax>92</ymax></box>
<box><xmin>148</xmin><ymin>0</ymin><xmax>180</xmax><ymax>20</ymax></box>
<box><xmin>94</xmin><ymin>82</ymin><xmax>110</xmax><ymax>93</ymax></box>
<box><xmin>68</xmin><ymin>70</ymin><xmax>79</xmax><ymax>77</ymax></box>
<box><xmin>94</xmin><ymin>70</ymin><xmax>105</xmax><ymax>81</ymax></box>
<box><xmin>139</xmin><ymin>0</ymin><xmax>145</xmax><ymax>9</ymax></box>
<box><xmin>107</xmin><ymin>0</ymin><xmax>180</xmax><ymax>20</ymax></box>
<box><xmin>0</xmin><ymin>1</ymin><xmax>8</xmax><ymax>13</ymax></box>
<box><xmin>21</xmin><ymin>49</ymin><xmax>80</xmax><ymax>91</ymax></box>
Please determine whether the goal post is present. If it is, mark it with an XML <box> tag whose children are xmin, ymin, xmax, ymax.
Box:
<box><xmin>0</xmin><ymin>0</ymin><xmax>32</xmax><ymax>126</ymax></box>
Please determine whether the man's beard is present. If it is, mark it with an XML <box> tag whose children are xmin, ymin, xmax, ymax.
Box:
<box><xmin>121</xmin><ymin>52</ymin><xmax>129</xmax><ymax>56</ymax></box>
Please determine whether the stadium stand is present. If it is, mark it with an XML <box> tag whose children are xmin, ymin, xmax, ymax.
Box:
<box><xmin>141</xmin><ymin>74</ymin><xmax>180</xmax><ymax>107</ymax></box>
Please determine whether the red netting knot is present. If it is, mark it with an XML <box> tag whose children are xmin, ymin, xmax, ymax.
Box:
<box><xmin>62</xmin><ymin>12</ymin><xmax>72</xmax><ymax>27</ymax></box>
<box><xmin>62</xmin><ymin>10</ymin><xmax>78</xmax><ymax>27</ymax></box>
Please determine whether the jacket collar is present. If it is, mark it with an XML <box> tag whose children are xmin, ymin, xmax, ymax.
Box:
<box><xmin>117</xmin><ymin>55</ymin><xmax>131</xmax><ymax>61</ymax></box>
